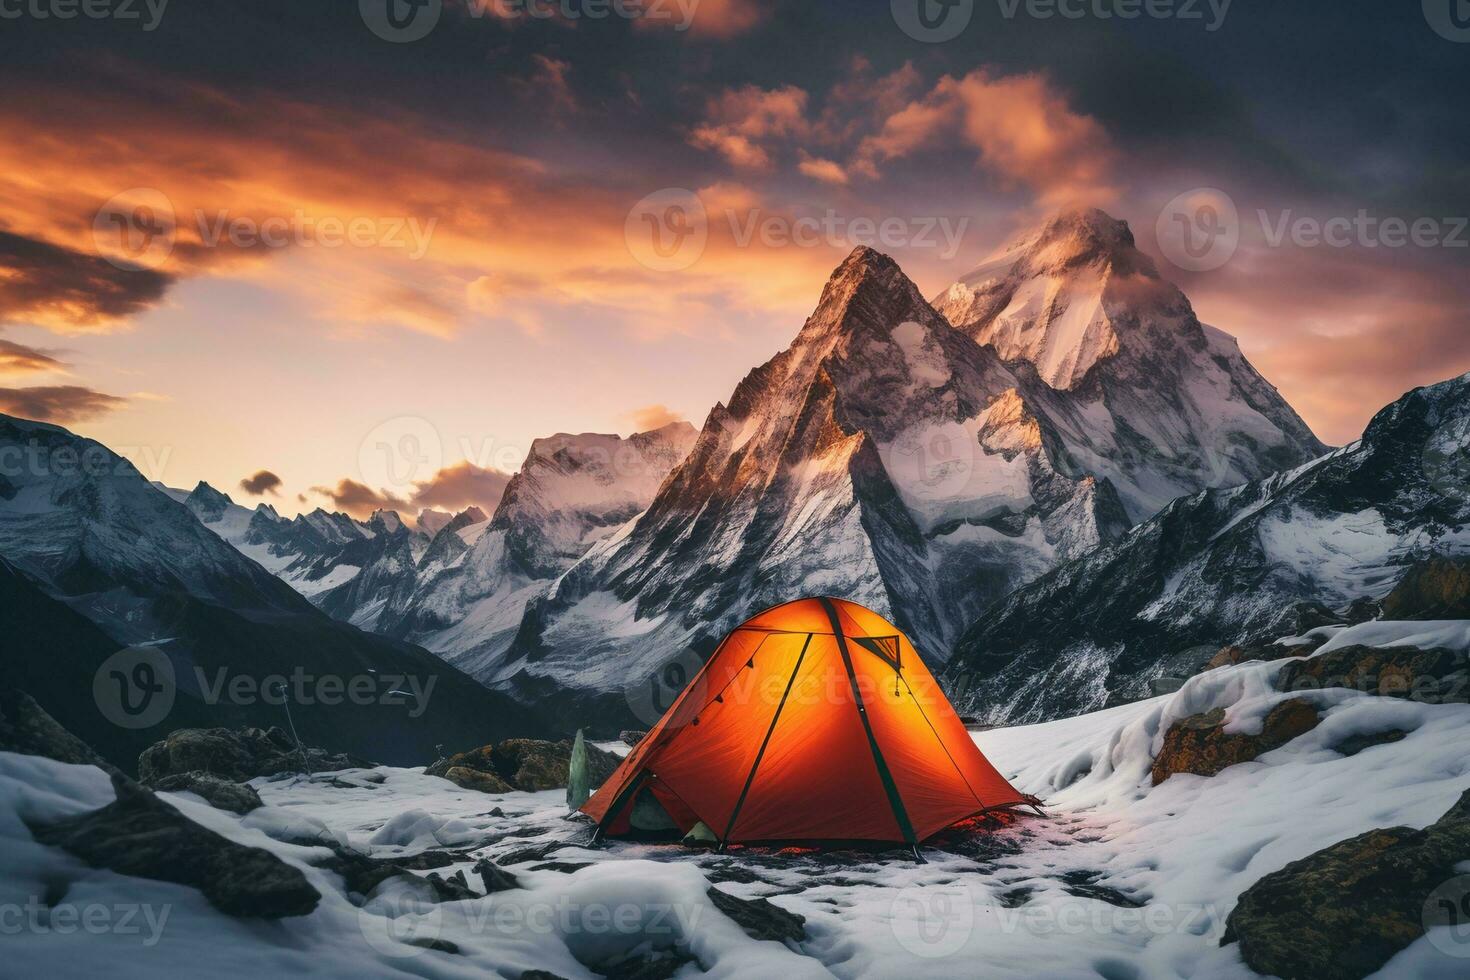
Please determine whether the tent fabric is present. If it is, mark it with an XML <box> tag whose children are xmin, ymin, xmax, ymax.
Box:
<box><xmin>582</xmin><ymin>597</ymin><xmax>1030</xmax><ymax>845</ymax></box>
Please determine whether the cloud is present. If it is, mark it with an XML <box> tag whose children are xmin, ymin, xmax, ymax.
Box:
<box><xmin>856</xmin><ymin>69</ymin><xmax>1118</xmax><ymax>208</ymax></box>
<box><xmin>0</xmin><ymin>336</ymin><xmax>66</xmax><ymax>377</ymax></box>
<box><xmin>239</xmin><ymin>469</ymin><xmax>283</xmax><ymax>497</ymax></box>
<box><xmin>689</xmin><ymin>85</ymin><xmax>809</xmax><ymax>171</ymax></box>
<box><xmin>0</xmin><ymin>231</ymin><xmax>175</xmax><ymax>332</ymax></box>
<box><xmin>406</xmin><ymin>461</ymin><xmax>512</xmax><ymax>513</ymax></box>
<box><xmin>626</xmin><ymin>404</ymin><xmax>686</xmax><ymax>431</ymax></box>
<box><xmin>310</xmin><ymin>478</ymin><xmax>411</xmax><ymax>519</ymax></box>
<box><xmin>797</xmin><ymin>153</ymin><xmax>849</xmax><ymax>186</ymax></box>
<box><xmin>0</xmin><ymin>385</ymin><xmax>127</xmax><ymax>424</ymax></box>
<box><xmin>633</xmin><ymin>0</ymin><xmax>774</xmax><ymax>38</ymax></box>
<box><xmin>312</xmin><ymin>462</ymin><xmax>512</xmax><ymax>519</ymax></box>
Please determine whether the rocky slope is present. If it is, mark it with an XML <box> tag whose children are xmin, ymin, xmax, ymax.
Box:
<box><xmin>0</xmin><ymin>414</ymin><xmax>548</xmax><ymax>770</ymax></box>
<box><xmin>944</xmin><ymin>372</ymin><xmax>1470</xmax><ymax>724</ymax></box>
<box><xmin>934</xmin><ymin>207</ymin><xmax>1327</xmax><ymax>522</ymax></box>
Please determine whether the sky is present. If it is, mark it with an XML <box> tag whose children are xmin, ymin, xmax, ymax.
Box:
<box><xmin>1</xmin><ymin>0</ymin><xmax>1467</xmax><ymax>519</ymax></box>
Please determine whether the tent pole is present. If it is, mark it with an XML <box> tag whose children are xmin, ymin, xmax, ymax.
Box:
<box><xmin>910</xmin><ymin>844</ymin><xmax>926</xmax><ymax>864</ymax></box>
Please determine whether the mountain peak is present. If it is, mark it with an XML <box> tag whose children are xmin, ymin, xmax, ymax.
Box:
<box><xmin>794</xmin><ymin>246</ymin><xmax>936</xmax><ymax>351</ymax></box>
<box><xmin>1023</xmin><ymin>207</ymin><xmax>1136</xmax><ymax>268</ymax></box>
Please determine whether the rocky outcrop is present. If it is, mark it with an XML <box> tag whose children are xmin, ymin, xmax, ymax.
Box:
<box><xmin>1151</xmin><ymin>699</ymin><xmax>1322</xmax><ymax>785</ymax></box>
<box><xmin>1277</xmin><ymin>645</ymin><xmax>1470</xmax><ymax>704</ymax></box>
<box><xmin>0</xmin><ymin>688</ymin><xmax>122</xmax><ymax>777</ymax></box>
<box><xmin>1379</xmin><ymin>555</ymin><xmax>1470</xmax><ymax>619</ymax></box>
<box><xmin>426</xmin><ymin>738</ymin><xmax>620</xmax><ymax>794</ymax></box>
<box><xmin>150</xmin><ymin>772</ymin><xmax>263</xmax><ymax>814</ymax></box>
<box><xmin>1223</xmin><ymin>789</ymin><xmax>1470</xmax><ymax>979</ymax></box>
<box><xmin>26</xmin><ymin>774</ymin><xmax>320</xmax><ymax>918</ymax></box>
<box><xmin>138</xmin><ymin>727</ymin><xmax>368</xmax><ymax>783</ymax></box>
<box><xmin>706</xmin><ymin>887</ymin><xmax>806</xmax><ymax>944</ymax></box>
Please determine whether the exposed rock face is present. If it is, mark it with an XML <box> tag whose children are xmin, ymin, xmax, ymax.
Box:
<box><xmin>27</xmin><ymin>774</ymin><xmax>320</xmax><ymax>919</ymax></box>
<box><xmin>150</xmin><ymin>771</ymin><xmax>263</xmax><ymax>814</ymax></box>
<box><xmin>947</xmin><ymin>372</ymin><xmax>1470</xmax><ymax>724</ymax></box>
<box><xmin>1277</xmin><ymin>645</ymin><xmax>1470</xmax><ymax>704</ymax></box>
<box><xmin>1379</xmin><ymin>555</ymin><xmax>1470</xmax><ymax>619</ymax></box>
<box><xmin>504</xmin><ymin>245</ymin><xmax>1140</xmax><ymax>728</ymax></box>
<box><xmin>426</xmin><ymin>738</ymin><xmax>620</xmax><ymax>793</ymax></box>
<box><xmin>0</xmin><ymin>688</ymin><xmax>121</xmax><ymax>777</ymax></box>
<box><xmin>1151</xmin><ymin>699</ymin><xmax>1322</xmax><ymax>785</ymax></box>
<box><xmin>706</xmin><ymin>887</ymin><xmax>806</xmax><ymax>944</ymax></box>
<box><xmin>1223</xmin><ymin>789</ymin><xmax>1470</xmax><ymax>979</ymax></box>
<box><xmin>138</xmin><ymin>727</ymin><xmax>368</xmax><ymax>784</ymax></box>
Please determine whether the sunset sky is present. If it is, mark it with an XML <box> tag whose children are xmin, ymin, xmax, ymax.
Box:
<box><xmin>2</xmin><ymin>0</ymin><xmax>1467</xmax><ymax>518</ymax></box>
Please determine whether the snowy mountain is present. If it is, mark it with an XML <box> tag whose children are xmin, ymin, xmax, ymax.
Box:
<box><xmin>376</xmin><ymin>424</ymin><xmax>699</xmax><ymax>680</ymax></box>
<box><xmin>0</xmin><ymin>414</ymin><xmax>548</xmax><ymax>769</ymax></box>
<box><xmin>501</xmin><ymin>245</ymin><xmax>1184</xmax><ymax>728</ymax></box>
<box><xmin>934</xmin><ymin>208</ymin><xmax>1327</xmax><ymax>521</ymax></box>
<box><xmin>944</xmin><ymin>371</ymin><xmax>1470</xmax><ymax>724</ymax></box>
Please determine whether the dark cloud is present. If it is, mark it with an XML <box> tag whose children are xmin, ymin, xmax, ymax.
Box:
<box><xmin>0</xmin><ymin>385</ymin><xmax>126</xmax><ymax>424</ymax></box>
<box><xmin>0</xmin><ymin>231</ymin><xmax>175</xmax><ymax>330</ymax></box>
<box><xmin>309</xmin><ymin>478</ymin><xmax>411</xmax><ymax>520</ymax></box>
<box><xmin>239</xmin><ymin>469</ymin><xmax>284</xmax><ymax>497</ymax></box>
<box><xmin>0</xmin><ymin>337</ymin><xmax>65</xmax><ymax>375</ymax></box>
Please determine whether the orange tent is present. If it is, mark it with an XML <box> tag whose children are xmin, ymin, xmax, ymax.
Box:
<box><xmin>583</xmin><ymin>597</ymin><xmax>1037</xmax><ymax>858</ymax></box>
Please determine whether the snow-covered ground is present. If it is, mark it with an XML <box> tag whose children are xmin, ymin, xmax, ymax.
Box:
<box><xmin>5</xmin><ymin>623</ymin><xmax>1469</xmax><ymax>977</ymax></box>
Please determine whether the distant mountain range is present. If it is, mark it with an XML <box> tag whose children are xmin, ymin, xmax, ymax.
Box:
<box><xmin>25</xmin><ymin>206</ymin><xmax>1462</xmax><ymax>739</ymax></box>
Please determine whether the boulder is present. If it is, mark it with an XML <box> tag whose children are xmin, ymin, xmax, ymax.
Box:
<box><xmin>1379</xmin><ymin>555</ymin><xmax>1470</xmax><ymax>619</ymax></box>
<box><xmin>620</xmin><ymin>730</ymin><xmax>648</xmax><ymax>747</ymax></box>
<box><xmin>26</xmin><ymin>774</ymin><xmax>320</xmax><ymax>919</ymax></box>
<box><xmin>444</xmin><ymin>766</ymin><xmax>513</xmax><ymax>794</ymax></box>
<box><xmin>1277</xmin><ymin>645</ymin><xmax>1469</xmax><ymax>704</ymax></box>
<box><xmin>1205</xmin><ymin>643</ymin><xmax>1308</xmax><ymax>672</ymax></box>
<box><xmin>1223</xmin><ymin>789</ymin><xmax>1470</xmax><ymax>979</ymax></box>
<box><xmin>151</xmin><ymin>771</ymin><xmax>263</xmax><ymax>814</ymax></box>
<box><xmin>138</xmin><ymin>726</ymin><xmax>367</xmax><ymax>783</ymax></box>
<box><xmin>0</xmin><ymin>688</ymin><xmax>122</xmax><ymax>777</ymax></box>
<box><xmin>706</xmin><ymin>886</ymin><xmax>806</xmax><ymax>944</ymax></box>
<box><xmin>1151</xmin><ymin>698</ymin><xmax>1322</xmax><ymax>785</ymax></box>
<box><xmin>427</xmin><ymin>738</ymin><xmax>620</xmax><ymax>793</ymax></box>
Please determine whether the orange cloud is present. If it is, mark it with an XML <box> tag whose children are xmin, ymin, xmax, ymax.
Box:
<box><xmin>633</xmin><ymin>0</ymin><xmax>774</xmax><ymax>38</ymax></box>
<box><xmin>857</xmin><ymin>69</ymin><xmax>1118</xmax><ymax>208</ymax></box>
<box><xmin>626</xmin><ymin>404</ymin><xmax>686</xmax><ymax>431</ymax></box>
<box><xmin>0</xmin><ymin>336</ymin><xmax>66</xmax><ymax>377</ymax></box>
<box><xmin>689</xmin><ymin>84</ymin><xmax>809</xmax><ymax>171</ymax></box>
<box><xmin>797</xmin><ymin>153</ymin><xmax>849</xmax><ymax>186</ymax></box>
<box><xmin>312</xmin><ymin>461</ymin><xmax>512</xmax><ymax>519</ymax></box>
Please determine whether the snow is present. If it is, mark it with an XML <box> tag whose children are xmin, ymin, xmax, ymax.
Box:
<box><xmin>11</xmin><ymin>624</ymin><xmax>1469</xmax><ymax>977</ymax></box>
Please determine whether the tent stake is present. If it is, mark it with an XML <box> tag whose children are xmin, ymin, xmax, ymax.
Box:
<box><xmin>910</xmin><ymin>845</ymin><xmax>926</xmax><ymax>864</ymax></box>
